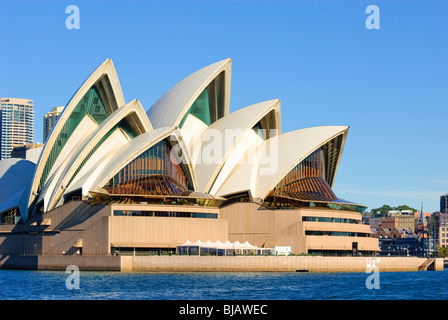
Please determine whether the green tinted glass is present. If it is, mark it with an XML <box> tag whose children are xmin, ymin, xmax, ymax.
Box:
<box><xmin>39</xmin><ymin>86</ymin><xmax>108</xmax><ymax>190</ymax></box>
<box><xmin>252</xmin><ymin>121</ymin><xmax>266</xmax><ymax>140</ymax></box>
<box><xmin>179</xmin><ymin>88</ymin><xmax>211</xmax><ymax>128</ymax></box>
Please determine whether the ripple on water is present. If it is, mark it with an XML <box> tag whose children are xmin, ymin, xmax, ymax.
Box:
<box><xmin>0</xmin><ymin>269</ymin><xmax>447</xmax><ymax>300</ymax></box>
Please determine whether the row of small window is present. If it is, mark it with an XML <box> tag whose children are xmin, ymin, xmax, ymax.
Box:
<box><xmin>302</xmin><ymin>216</ymin><xmax>361</xmax><ymax>224</ymax></box>
<box><xmin>113</xmin><ymin>210</ymin><xmax>217</xmax><ymax>219</ymax></box>
<box><xmin>0</xmin><ymin>104</ymin><xmax>33</xmax><ymax>107</ymax></box>
<box><xmin>1</xmin><ymin>139</ymin><xmax>33</xmax><ymax>143</ymax></box>
<box><xmin>305</xmin><ymin>231</ymin><xmax>370</xmax><ymax>237</ymax></box>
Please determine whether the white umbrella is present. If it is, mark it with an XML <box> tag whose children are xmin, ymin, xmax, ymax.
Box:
<box><xmin>242</xmin><ymin>241</ymin><xmax>256</xmax><ymax>249</ymax></box>
<box><xmin>191</xmin><ymin>240</ymin><xmax>203</xmax><ymax>246</ymax></box>
<box><xmin>222</xmin><ymin>240</ymin><xmax>234</xmax><ymax>249</ymax></box>
<box><xmin>214</xmin><ymin>240</ymin><xmax>224</xmax><ymax>247</ymax></box>
<box><xmin>232</xmin><ymin>241</ymin><xmax>243</xmax><ymax>248</ymax></box>
<box><xmin>180</xmin><ymin>240</ymin><xmax>192</xmax><ymax>246</ymax></box>
<box><xmin>203</xmin><ymin>240</ymin><xmax>217</xmax><ymax>248</ymax></box>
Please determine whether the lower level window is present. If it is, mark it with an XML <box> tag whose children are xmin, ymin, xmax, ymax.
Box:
<box><xmin>113</xmin><ymin>210</ymin><xmax>217</xmax><ymax>219</ymax></box>
<box><xmin>305</xmin><ymin>230</ymin><xmax>370</xmax><ymax>237</ymax></box>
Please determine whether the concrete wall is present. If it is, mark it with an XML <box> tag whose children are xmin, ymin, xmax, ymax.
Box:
<box><xmin>41</xmin><ymin>203</ymin><xmax>111</xmax><ymax>256</ymax></box>
<box><xmin>0</xmin><ymin>201</ymin><xmax>111</xmax><ymax>256</ymax></box>
<box><xmin>38</xmin><ymin>255</ymin><xmax>121</xmax><ymax>270</ymax></box>
<box><xmin>108</xmin><ymin>215</ymin><xmax>227</xmax><ymax>249</ymax></box>
<box><xmin>0</xmin><ymin>255</ymin><xmax>121</xmax><ymax>270</ymax></box>
<box><xmin>0</xmin><ymin>254</ymin><xmax>442</xmax><ymax>272</ymax></box>
<box><xmin>120</xmin><ymin>256</ymin><xmax>443</xmax><ymax>272</ymax></box>
<box><xmin>220</xmin><ymin>203</ymin><xmax>379</xmax><ymax>254</ymax></box>
<box><xmin>0</xmin><ymin>202</ymin><xmax>226</xmax><ymax>256</ymax></box>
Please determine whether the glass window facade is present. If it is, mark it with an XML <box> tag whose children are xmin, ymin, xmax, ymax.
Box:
<box><xmin>252</xmin><ymin>120</ymin><xmax>266</xmax><ymax>140</ymax></box>
<box><xmin>39</xmin><ymin>86</ymin><xmax>109</xmax><ymax>190</ymax></box>
<box><xmin>106</xmin><ymin>139</ymin><xmax>194</xmax><ymax>195</ymax></box>
<box><xmin>321</xmin><ymin>134</ymin><xmax>344</xmax><ymax>187</ymax></box>
<box><xmin>263</xmin><ymin>146</ymin><xmax>367</xmax><ymax>213</ymax></box>
<box><xmin>179</xmin><ymin>72</ymin><xmax>225</xmax><ymax>129</ymax></box>
<box><xmin>302</xmin><ymin>216</ymin><xmax>361</xmax><ymax>224</ymax></box>
<box><xmin>305</xmin><ymin>230</ymin><xmax>370</xmax><ymax>237</ymax></box>
<box><xmin>269</xmin><ymin>148</ymin><xmax>337</xmax><ymax>202</ymax></box>
<box><xmin>179</xmin><ymin>88</ymin><xmax>211</xmax><ymax>128</ymax></box>
<box><xmin>113</xmin><ymin>210</ymin><xmax>217</xmax><ymax>219</ymax></box>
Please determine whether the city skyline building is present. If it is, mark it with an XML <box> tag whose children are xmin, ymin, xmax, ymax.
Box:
<box><xmin>441</xmin><ymin>194</ymin><xmax>448</xmax><ymax>213</ymax></box>
<box><xmin>380</xmin><ymin>212</ymin><xmax>416</xmax><ymax>233</ymax></box>
<box><xmin>0</xmin><ymin>98</ymin><xmax>34</xmax><ymax>160</ymax></box>
<box><xmin>43</xmin><ymin>106</ymin><xmax>64</xmax><ymax>143</ymax></box>
<box><xmin>433</xmin><ymin>212</ymin><xmax>448</xmax><ymax>249</ymax></box>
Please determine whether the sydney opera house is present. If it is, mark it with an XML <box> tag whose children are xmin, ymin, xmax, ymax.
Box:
<box><xmin>0</xmin><ymin>59</ymin><xmax>379</xmax><ymax>256</ymax></box>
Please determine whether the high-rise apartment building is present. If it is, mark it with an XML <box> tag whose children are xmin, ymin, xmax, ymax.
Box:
<box><xmin>43</xmin><ymin>106</ymin><xmax>64</xmax><ymax>142</ymax></box>
<box><xmin>441</xmin><ymin>194</ymin><xmax>448</xmax><ymax>214</ymax></box>
<box><xmin>0</xmin><ymin>98</ymin><xmax>34</xmax><ymax>160</ymax></box>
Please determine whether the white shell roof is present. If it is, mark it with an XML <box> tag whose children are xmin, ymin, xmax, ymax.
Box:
<box><xmin>214</xmin><ymin>126</ymin><xmax>349</xmax><ymax>200</ymax></box>
<box><xmin>147</xmin><ymin>58</ymin><xmax>231</xmax><ymax>129</ymax></box>
<box><xmin>192</xmin><ymin>99</ymin><xmax>281</xmax><ymax>193</ymax></box>
<box><xmin>44</xmin><ymin>99</ymin><xmax>152</xmax><ymax>211</ymax></box>
<box><xmin>13</xmin><ymin>57</ymin><xmax>353</xmax><ymax>221</ymax></box>
<box><xmin>27</xmin><ymin>59</ymin><xmax>124</xmax><ymax>218</ymax></box>
<box><xmin>64</xmin><ymin>128</ymin><xmax>133</xmax><ymax>196</ymax></box>
<box><xmin>87</xmin><ymin>126</ymin><xmax>175</xmax><ymax>192</ymax></box>
<box><xmin>0</xmin><ymin>158</ymin><xmax>35</xmax><ymax>215</ymax></box>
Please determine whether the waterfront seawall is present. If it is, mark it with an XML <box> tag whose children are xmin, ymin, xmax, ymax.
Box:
<box><xmin>0</xmin><ymin>255</ymin><xmax>121</xmax><ymax>271</ymax></box>
<box><xmin>0</xmin><ymin>255</ymin><xmax>443</xmax><ymax>272</ymax></box>
<box><xmin>120</xmin><ymin>255</ymin><xmax>444</xmax><ymax>272</ymax></box>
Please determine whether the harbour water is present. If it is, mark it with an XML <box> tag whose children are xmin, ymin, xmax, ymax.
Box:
<box><xmin>0</xmin><ymin>268</ymin><xmax>446</xmax><ymax>300</ymax></box>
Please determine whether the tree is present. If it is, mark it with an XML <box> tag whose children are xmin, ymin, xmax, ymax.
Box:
<box><xmin>369</xmin><ymin>204</ymin><xmax>417</xmax><ymax>216</ymax></box>
<box><xmin>395</xmin><ymin>205</ymin><xmax>418</xmax><ymax>212</ymax></box>
<box><xmin>370</xmin><ymin>204</ymin><xmax>393</xmax><ymax>216</ymax></box>
<box><xmin>436</xmin><ymin>245</ymin><xmax>448</xmax><ymax>258</ymax></box>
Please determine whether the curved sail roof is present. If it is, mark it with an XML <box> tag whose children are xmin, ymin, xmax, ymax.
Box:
<box><xmin>0</xmin><ymin>158</ymin><xmax>35</xmax><ymax>216</ymax></box>
<box><xmin>193</xmin><ymin>99</ymin><xmax>281</xmax><ymax>193</ymax></box>
<box><xmin>86</xmin><ymin>126</ymin><xmax>175</xmax><ymax>193</ymax></box>
<box><xmin>26</xmin><ymin>59</ymin><xmax>124</xmax><ymax>220</ymax></box>
<box><xmin>147</xmin><ymin>58</ymin><xmax>231</xmax><ymax>129</ymax></box>
<box><xmin>214</xmin><ymin>126</ymin><xmax>349</xmax><ymax>200</ymax></box>
<box><xmin>6</xmin><ymin>58</ymin><xmax>355</xmax><ymax>221</ymax></box>
<box><xmin>44</xmin><ymin>99</ymin><xmax>152</xmax><ymax>211</ymax></box>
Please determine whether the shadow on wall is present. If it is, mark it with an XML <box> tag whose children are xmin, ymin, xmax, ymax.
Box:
<box><xmin>0</xmin><ymin>255</ymin><xmax>38</xmax><ymax>270</ymax></box>
<box><xmin>0</xmin><ymin>201</ymin><xmax>105</xmax><ymax>257</ymax></box>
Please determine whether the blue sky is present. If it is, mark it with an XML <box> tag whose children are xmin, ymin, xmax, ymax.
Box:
<box><xmin>0</xmin><ymin>0</ymin><xmax>446</xmax><ymax>212</ymax></box>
